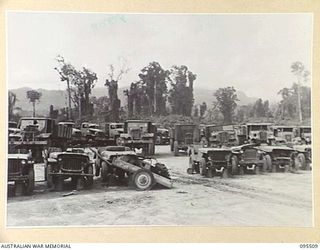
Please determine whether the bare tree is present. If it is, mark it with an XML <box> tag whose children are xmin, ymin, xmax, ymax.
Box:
<box><xmin>105</xmin><ymin>61</ymin><xmax>129</xmax><ymax>121</ymax></box>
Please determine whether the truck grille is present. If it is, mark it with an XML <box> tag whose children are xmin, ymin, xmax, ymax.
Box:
<box><xmin>131</xmin><ymin>129</ymin><xmax>141</xmax><ymax>140</ymax></box>
<box><xmin>243</xmin><ymin>149</ymin><xmax>257</xmax><ymax>160</ymax></box>
<box><xmin>61</xmin><ymin>158</ymin><xmax>85</xmax><ymax>172</ymax></box>
<box><xmin>8</xmin><ymin>159</ymin><xmax>22</xmax><ymax>174</ymax></box>
<box><xmin>210</xmin><ymin>153</ymin><xmax>228</xmax><ymax>161</ymax></box>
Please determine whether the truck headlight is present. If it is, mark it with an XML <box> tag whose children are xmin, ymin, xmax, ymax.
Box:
<box><xmin>21</xmin><ymin>160</ymin><xmax>26</xmax><ymax>165</ymax></box>
<box><xmin>58</xmin><ymin>157</ymin><xmax>62</xmax><ymax>162</ymax></box>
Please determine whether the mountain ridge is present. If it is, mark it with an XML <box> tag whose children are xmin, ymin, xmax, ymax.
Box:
<box><xmin>9</xmin><ymin>86</ymin><xmax>258</xmax><ymax>116</ymax></box>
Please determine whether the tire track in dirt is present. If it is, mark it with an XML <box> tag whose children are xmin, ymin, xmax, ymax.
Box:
<box><xmin>171</xmin><ymin>171</ymin><xmax>312</xmax><ymax>209</ymax></box>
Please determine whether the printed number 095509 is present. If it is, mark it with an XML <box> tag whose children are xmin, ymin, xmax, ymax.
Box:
<box><xmin>300</xmin><ymin>244</ymin><xmax>319</xmax><ymax>248</ymax></box>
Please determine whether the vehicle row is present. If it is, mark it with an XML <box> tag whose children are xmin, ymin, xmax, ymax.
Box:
<box><xmin>187</xmin><ymin>143</ymin><xmax>311</xmax><ymax>178</ymax></box>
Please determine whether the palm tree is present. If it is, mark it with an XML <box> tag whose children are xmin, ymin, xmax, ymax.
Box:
<box><xmin>26</xmin><ymin>90</ymin><xmax>42</xmax><ymax>117</ymax></box>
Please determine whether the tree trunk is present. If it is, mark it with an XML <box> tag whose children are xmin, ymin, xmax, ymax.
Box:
<box><xmin>66</xmin><ymin>79</ymin><xmax>72</xmax><ymax>120</ymax></box>
<box><xmin>32</xmin><ymin>102</ymin><xmax>35</xmax><ymax>117</ymax></box>
<box><xmin>297</xmin><ymin>85</ymin><xmax>303</xmax><ymax>123</ymax></box>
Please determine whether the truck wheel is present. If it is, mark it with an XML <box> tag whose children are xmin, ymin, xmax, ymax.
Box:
<box><xmin>295</xmin><ymin>153</ymin><xmax>306</xmax><ymax>170</ymax></box>
<box><xmin>15</xmin><ymin>182</ymin><xmax>24</xmax><ymax>196</ymax></box>
<box><xmin>262</xmin><ymin>157</ymin><xmax>268</xmax><ymax>172</ymax></box>
<box><xmin>46</xmin><ymin>165</ymin><xmax>53</xmax><ymax>188</ymax></box>
<box><xmin>284</xmin><ymin>164</ymin><xmax>290</xmax><ymax>173</ymax></box>
<box><xmin>265</xmin><ymin>154</ymin><xmax>272</xmax><ymax>172</ymax></box>
<box><xmin>170</xmin><ymin>139</ymin><xmax>174</xmax><ymax>152</ymax></box>
<box><xmin>85</xmin><ymin>165</ymin><xmax>94</xmax><ymax>189</ymax></box>
<box><xmin>238</xmin><ymin>165</ymin><xmax>244</xmax><ymax>175</ymax></box>
<box><xmin>25</xmin><ymin>167</ymin><xmax>35</xmax><ymax>195</ymax></box>
<box><xmin>55</xmin><ymin>177</ymin><xmax>64</xmax><ymax>191</ymax></box>
<box><xmin>271</xmin><ymin>164</ymin><xmax>277</xmax><ymax>173</ymax></box>
<box><xmin>305</xmin><ymin>162</ymin><xmax>311</xmax><ymax>171</ymax></box>
<box><xmin>101</xmin><ymin>161</ymin><xmax>109</xmax><ymax>182</ymax></box>
<box><xmin>253</xmin><ymin>165</ymin><xmax>260</xmax><ymax>175</ymax></box>
<box><xmin>200</xmin><ymin>159</ymin><xmax>207</xmax><ymax>176</ymax></box>
<box><xmin>71</xmin><ymin>177</ymin><xmax>78</xmax><ymax>189</ymax></box>
<box><xmin>173</xmin><ymin>141</ymin><xmax>179</xmax><ymax>156</ymax></box>
<box><xmin>230</xmin><ymin>155</ymin><xmax>238</xmax><ymax>175</ymax></box>
<box><xmin>188</xmin><ymin>157</ymin><xmax>194</xmax><ymax>174</ymax></box>
<box><xmin>207</xmin><ymin>168</ymin><xmax>214</xmax><ymax>178</ymax></box>
<box><xmin>132</xmin><ymin>169</ymin><xmax>155</xmax><ymax>191</ymax></box>
<box><xmin>148</xmin><ymin>144</ymin><xmax>155</xmax><ymax>155</ymax></box>
<box><xmin>221</xmin><ymin>168</ymin><xmax>229</xmax><ymax>178</ymax></box>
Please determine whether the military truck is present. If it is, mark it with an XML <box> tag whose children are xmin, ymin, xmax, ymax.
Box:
<box><xmin>104</xmin><ymin>122</ymin><xmax>124</xmax><ymax>140</ymax></box>
<box><xmin>188</xmin><ymin>147</ymin><xmax>241</xmax><ymax>178</ymax></box>
<box><xmin>202</xmin><ymin>124</ymin><xmax>247</xmax><ymax>147</ymax></box>
<box><xmin>7</xmin><ymin>147</ymin><xmax>34</xmax><ymax>196</ymax></box>
<box><xmin>58</xmin><ymin>121</ymin><xmax>83</xmax><ymax>145</ymax></box>
<box><xmin>296</xmin><ymin>126</ymin><xmax>311</xmax><ymax>144</ymax></box>
<box><xmin>273</xmin><ymin>126</ymin><xmax>296</xmax><ymax>143</ymax></box>
<box><xmin>155</xmin><ymin>128</ymin><xmax>170</xmax><ymax>145</ymax></box>
<box><xmin>293</xmin><ymin>144</ymin><xmax>312</xmax><ymax>170</ymax></box>
<box><xmin>235</xmin><ymin>144</ymin><xmax>269</xmax><ymax>174</ymax></box>
<box><xmin>80</xmin><ymin>122</ymin><xmax>106</xmax><ymax>143</ymax></box>
<box><xmin>9</xmin><ymin>117</ymin><xmax>72</xmax><ymax>163</ymax></box>
<box><xmin>170</xmin><ymin>124</ymin><xmax>200</xmax><ymax>156</ymax></box>
<box><xmin>246</xmin><ymin>123</ymin><xmax>273</xmax><ymax>143</ymax></box>
<box><xmin>117</xmin><ymin>120</ymin><xmax>156</xmax><ymax>156</ymax></box>
<box><xmin>257</xmin><ymin>145</ymin><xmax>295</xmax><ymax>172</ymax></box>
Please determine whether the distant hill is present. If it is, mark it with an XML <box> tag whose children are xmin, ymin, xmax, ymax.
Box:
<box><xmin>9</xmin><ymin>86</ymin><xmax>258</xmax><ymax>116</ymax></box>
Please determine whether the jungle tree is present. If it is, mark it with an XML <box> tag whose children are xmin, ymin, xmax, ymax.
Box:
<box><xmin>168</xmin><ymin>65</ymin><xmax>196</xmax><ymax>116</ymax></box>
<box><xmin>213</xmin><ymin>86</ymin><xmax>238</xmax><ymax>124</ymax></box>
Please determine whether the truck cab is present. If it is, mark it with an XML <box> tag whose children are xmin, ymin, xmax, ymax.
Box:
<box><xmin>118</xmin><ymin>120</ymin><xmax>156</xmax><ymax>156</ymax></box>
<box><xmin>246</xmin><ymin>123</ymin><xmax>273</xmax><ymax>143</ymax></box>
<box><xmin>105</xmin><ymin>122</ymin><xmax>124</xmax><ymax>140</ymax></box>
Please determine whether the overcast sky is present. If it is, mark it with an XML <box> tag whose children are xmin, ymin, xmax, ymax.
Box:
<box><xmin>7</xmin><ymin>12</ymin><xmax>312</xmax><ymax>101</ymax></box>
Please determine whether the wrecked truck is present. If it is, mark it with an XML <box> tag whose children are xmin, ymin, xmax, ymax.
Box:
<box><xmin>92</xmin><ymin>146</ymin><xmax>172</xmax><ymax>191</ymax></box>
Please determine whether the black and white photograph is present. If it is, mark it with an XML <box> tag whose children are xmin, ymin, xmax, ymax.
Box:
<box><xmin>6</xmin><ymin>12</ymin><xmax>313</xmax><ymax>227</ymax></box>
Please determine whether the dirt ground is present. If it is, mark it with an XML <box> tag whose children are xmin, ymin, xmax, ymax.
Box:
<box><xmin>6</xmin><ymin>145</ymin><xmax>313</xmax><ymax>227</ymax></box>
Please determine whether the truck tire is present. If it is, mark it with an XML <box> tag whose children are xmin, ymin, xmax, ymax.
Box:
<box><xmin>262</xmin><ymin>157</ymin><xmax>268</xmax><ymax>172</ymax></box>
<box><xmin>221</xmin><ymin>168</ymin><xmax>229</xmax><ymax>178</ymax></box>
<box><xmin>238</xmin><ymin>165</ymin><xmax>244</xmax><ymax>175</ymax></box>
<box><xmin>46</xmin><ymin>165</ymin><xmax>54</xmax><ymax>188</ymax></box>
<box><xmin>187</xmin><ymin>157</ymin><xmax>194</xmax><ymax>174</ymax></box>
<box><xmin>101</xmin><ymin>161</ymin><xmax>109</xmax><ymax>182</ymax></box>
<box><xmin>265</xmin><ymin>154</ymin><xmax>272</xmax><ymax>172</ymax></box>
<box><xmin>230</xmin><ymin>155</ymin><xmax>238</xmax><ymax>175</ymax></box>
<box><xmin>200</xmin><ymin>159</ymin><xmax>207</xmax><ymax>176</ymax></box>
<box><xmin>85</xmin><ymin>165</ymin><xmax>94</xmax><ymax>189</ymax></box>
<box><xmin>253</xmin><ymin>165</ymin><xmax>260</xmax><ymax>175</ymax></box>
<box><xmin>207</xmin><ymin>168</ymin><xmax>214</xmax><ymax>178</ymax></box>
<box><xmin>295</xmin><ymin>153</ymin><xmax>306</xmax><ymax>170</ymax></box>
<box><xmin>15</xmin><ymin>182</ymin><xmax>24</xmax><ymax>196</ymax></box>
<box><xmin>55</xmin><ymin>177</ymin><xmax>64</xmax><ymax>191</ymax></box>
<box><xmin>170</xmin><ymin>139</ymin><xmax>174</xmax><ymax>152</ymax></box>
<box><xmin>132</xmin><ymin>169</ymin><xmax>155</xmax><ymax>191</ymax></box>
<box><xmin>25</xmin><ymin>167</ymin><xmax>35</xmax><ymax>195</ymax></box>
<box><xmin>173</xmin><ymin>141</ymin><xmax>179</xmax><ymax>156</ymax></box>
